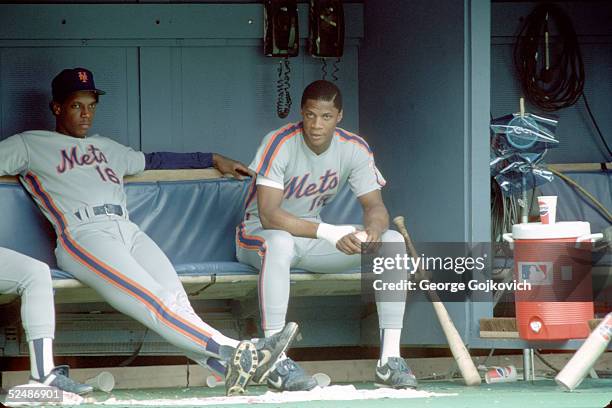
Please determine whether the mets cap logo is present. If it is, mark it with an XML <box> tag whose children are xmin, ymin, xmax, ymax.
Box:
<box><xmin>78</xmin><ymin>71</ymin><xmax>89</xmax><ymax>83</ymax></box>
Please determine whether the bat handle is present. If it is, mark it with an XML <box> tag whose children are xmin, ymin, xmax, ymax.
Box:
<box><xmin>392</xmin><ymin>216</ymin><xmax>409</xmax><ymax>238</ymax></box>
<box><xmin>392</xmin><ymin>216</ymin><xmax>418</xmax><ymax>256</ymax></box>
<box><xmin>392</xmin><ymin>216</ymin><xmax>425</xmax><ymax>277</ymax></box>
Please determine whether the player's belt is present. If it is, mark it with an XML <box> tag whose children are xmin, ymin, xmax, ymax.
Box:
<box><xmin>73</xmin><ymin>204</ymin><xmax>125</xmax><ymax>220</ymax></box>
<box><xmin>92</xmin><ymin>204</ymin><xmax>124</xmax><ymax>216</ymax></box>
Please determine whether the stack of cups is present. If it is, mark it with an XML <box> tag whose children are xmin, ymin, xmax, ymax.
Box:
<box><xmin>537</xmin><ymin>196</ymin><xmax>557</xmax><ymax>224</ymax></box>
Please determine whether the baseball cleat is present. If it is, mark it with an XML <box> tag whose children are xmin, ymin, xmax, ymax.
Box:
<box><xmin>266</xmin><ymin>358</ymin><xmax>317</xmax><ymax>392</ymax></box>
<box><xmin>374</xmin><ymin>357</ymin><xmax>418</xmax><ymax>389</ymax></box>
<box><xmin>251</xmin><ymin>322</ymin><xmax>299</xmax><ymax>384</ymax></box>
<box><xmin>225</xmin><ymin>341</ymin><xmax>259</xmax><ymax>396</ymax></box>
<box><xmin>29</xmin><ymin>366</ymin><xmax>93</xmax><ymax>395</ymax></box>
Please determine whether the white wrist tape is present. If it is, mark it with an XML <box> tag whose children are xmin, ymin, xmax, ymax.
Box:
<box><xmin>316</xmin><ymin>223</ymin><xmax>356</xmax><ymax>246</ymax></box>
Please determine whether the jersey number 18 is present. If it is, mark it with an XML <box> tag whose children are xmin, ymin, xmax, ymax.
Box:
<box><xmin>95</xmin><ymin>165</ymin><xmax>120</xmax><ymax>184</ymax></box>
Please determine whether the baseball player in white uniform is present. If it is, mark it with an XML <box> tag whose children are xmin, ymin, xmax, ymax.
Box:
<box><xmin>1</xmin><ymin>248</ymin><xmax>92</xmax><ymax>394</ymax></box>
<box><xmin>236</xmin><ymin>80</ymin><xmax>417</xmax><ymax>391</ymax></box>
<box><xmin>0</xmin><ymin>67</ymin><xmax>298</xmax><ymax>396</ymax></box>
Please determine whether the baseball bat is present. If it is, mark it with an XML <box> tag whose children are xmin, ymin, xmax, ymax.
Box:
<box><xmin>392</xmin><ymin>216</ymin><xmax>482</xmax><ymax>386</ymax></box>
<box><xmin>555</xmin><ymin>312</ymin><xmax>612</xmax><ymax>390</ymax></box>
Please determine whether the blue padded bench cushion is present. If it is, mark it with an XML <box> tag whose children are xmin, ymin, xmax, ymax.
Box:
<box><xmin>126</xmin><ymin>178</ymin><xmax>363</xmax><ymax>266</ymax></box>
<box><xmin>51</xmin><ymin>263</ymin><xmax>362</xmax><ymax>281</ymax></box>
<box><xmin>2</xmin><ymin>175</ymin><xmax>364</xmax><ymax>286</ymax></box>
<box><xmin>0</xmin><ymin>177</ymin><xmax>363</xmax><ymax>266</ymax></box>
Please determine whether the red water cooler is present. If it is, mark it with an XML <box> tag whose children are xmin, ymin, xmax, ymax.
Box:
<box><xmin>503</xmin><ymin>222</ymin><xmax>602</xmax><ymax>340</ymax></box>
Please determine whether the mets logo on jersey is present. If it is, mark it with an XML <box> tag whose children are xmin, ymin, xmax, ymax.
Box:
<box><xmin>56</xmin><ymin>144</ymin><xmax>121</xmax><ymax>184</ymax></box>
<box><xmin>56</xmin><ymin>145</ymin><xmax>108</xmax><ymax>173</ymax></box>
<box><xmin>284</xmin><ymin>169</ymin><xmax>339</xmax><ymax>211</ymax></box>
<box><xmin>284</xmin><ymin>169</ymin><xmax>339</xmax><ymax>200</ymax></box>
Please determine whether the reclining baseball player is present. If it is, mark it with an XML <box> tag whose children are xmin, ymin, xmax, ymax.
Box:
<box><xmin>0</xmin><ymin>67</ymin><xmax>298</xmax><ymax>396</ymax></box>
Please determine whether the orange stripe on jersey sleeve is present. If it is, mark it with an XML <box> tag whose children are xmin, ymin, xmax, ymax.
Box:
<box><xmin>256</xmin><ymin>123</ymin><xmax>302</xmax><ymax>176</ymax></box>
<box><xmin>263</xmin><ymin>128</ymin><xmax>301</xmax><ymax>177</ymax></box>
<box><xmin>256</xmin><ymin>123</ymin><xmax>297</xmax><ymax>174</ymax></box>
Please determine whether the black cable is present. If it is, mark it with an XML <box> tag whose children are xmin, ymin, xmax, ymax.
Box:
<box><xmin>514</xmin><ymin>3</ymin><xmax>584</xmax><ymax>111</ymax></box>
<box><xmin>276</xmin><ymin>58</ymin><xmax>292</xmax><ymax>119</ymax></box>
<box><xmin>186</xmin><ymin>359</ymin><xmax>190</xmax><ymax>388</ymax></box>
<box><xmin>321</xmin><ymin>58</ymin><xmax>340</xmax><ymax>81</ymax></box>
<box><xmin>118</xmin><ymin>328</ymin><xmax>148</xmax><ymax>367</ymax></box>
<box><xmin>582</xmin><ymin>92</ymin><xmax>612</xmax><ymax>160</ymax></box>
<box><xmin>321</xmin><ymin>58</ymin><xmax>328</xmax><ymax>80</ymax></box>
<box><xmin>534</xmin><ymin>349</ymin><xmax>561</xmax><ymax>373</ymax></box>
<box><xmin>332</xmin><ymin>58</ymin><xmax>340</xmax><ymax>81</ymax></box>
<box><xmin>514</xmin><ymin>3</ymin><xmax>611</xmax><ymax>160</ymax></box>
<box><xmin>529</xmin><ymin>168</ymin><xmax>536</xmax><ymax>218</ymax></box>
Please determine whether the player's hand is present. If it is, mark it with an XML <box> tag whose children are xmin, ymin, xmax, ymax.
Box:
<box><xmin>336</xmin><ymin>232</ymin><xmax>363</xmax><ymax>255</ymax></box>
<box><xmin>212</xmin><ymin>154</ymin><xmax>256</xmax><ymax>180</ymax></box>
<box><xmin>362</xmin><ymin>227</ymin><xmax>383</xmax><ymax>253</ymax></box>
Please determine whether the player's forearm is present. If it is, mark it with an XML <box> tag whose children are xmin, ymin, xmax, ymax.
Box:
<box><xmin>363</xmin><ymin>203</ymin><xmax>389</xmax><ymax>234</ymax></box>
<box><xmin>259</xmin><ymin>208</ymin><xmax>319</xmax><ymax>238</ymax></box>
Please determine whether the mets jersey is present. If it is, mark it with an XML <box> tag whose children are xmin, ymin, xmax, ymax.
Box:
<box><xmin>243</xmin><ymin>122</ymin><xmax>385</xmax><ymax>224</ymax></box>
<box><xmin>0</xmin><ymin>131</ymin><xmax>145</xmax><ymax>232</ymax></box>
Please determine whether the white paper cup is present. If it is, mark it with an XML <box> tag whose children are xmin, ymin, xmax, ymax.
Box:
<box><xmin>313</xmin><ymin>372</ymin><xmax>331</xmax><ymax>387</ymax></box>
<box><xmin>85</xmin><ymin>371</ymin><xmax>115</xmax><ymax>392</ymax></box>
<box><xmin>537</xmin><ymin>196</ymin><xmax>557</xmax><ymax>224</ymax></box>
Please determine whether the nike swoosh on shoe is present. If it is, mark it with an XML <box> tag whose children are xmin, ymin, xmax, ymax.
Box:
<box><xmin>268</xmin><ymin>375</ymin><xmax>284</xmax><ymax>390</ymax></box>
<box><xmin>377</xmin><ymin>369</ymin><xmax>392</xmax><ymax>381</ymax></box>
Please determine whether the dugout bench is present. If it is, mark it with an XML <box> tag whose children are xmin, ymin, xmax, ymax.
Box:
<box><xmin>0</xmin><ymin>170</ymin><xmax>366</xmax><ymax>357</ymax></box>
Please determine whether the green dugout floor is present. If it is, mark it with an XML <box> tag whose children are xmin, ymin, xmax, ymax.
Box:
<box><xmin>40</xmin><ymin>379</ymin><xmax>611</xmax><ymax>408</ymax></box>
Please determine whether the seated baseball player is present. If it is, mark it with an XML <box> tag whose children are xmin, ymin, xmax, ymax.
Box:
<box><xmin>0</xmin><ymin>248</ymin><xmax>92</xmax><ymax>395</ymax></box>
<box><xmin>236</xmin><ymin>80</ymin><xmax>417</xmax><ymax>391</ymax></box>
<box><xmin>0</xmin><ymin>67</ymin><xmax>299</xmax><ymax>396</ymax></box>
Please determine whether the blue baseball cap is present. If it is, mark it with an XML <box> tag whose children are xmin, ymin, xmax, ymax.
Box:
<box><xmin>51</xmin><ymin>67</ymin><xmax>105</xmax><ymax>102</ymax></box>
